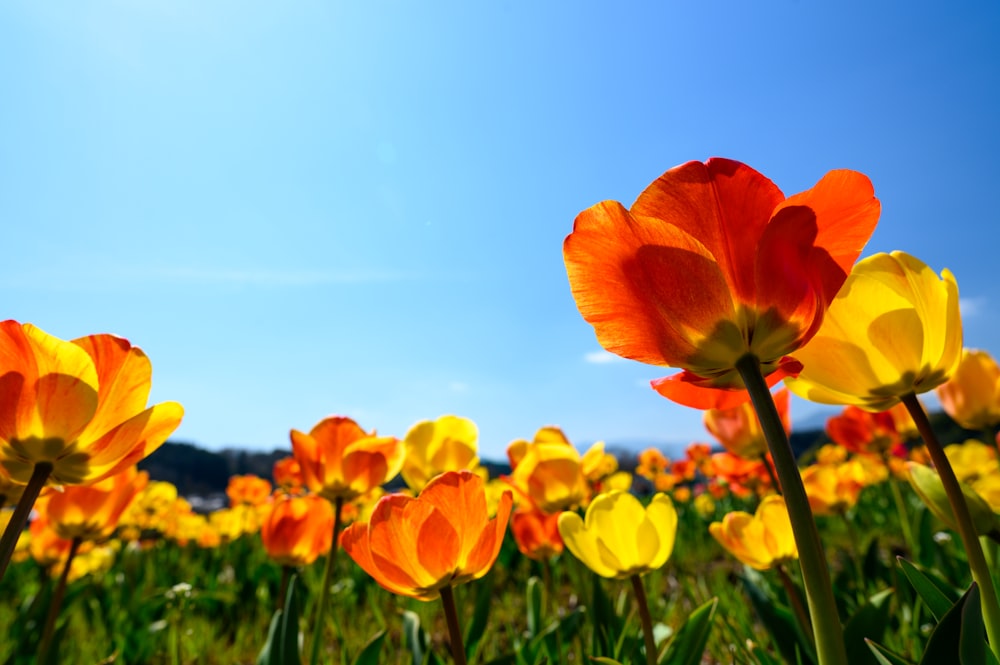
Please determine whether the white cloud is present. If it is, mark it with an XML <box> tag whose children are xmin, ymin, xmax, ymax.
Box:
<box><xmin>584</xmin><ymin>350</ymin><xmax>624</xmax><ymax>364</ymax></box>
<box><xmin>961</xmin><ymin>297</ymin><xmax>986</xmax><ymax>317</ymax></box>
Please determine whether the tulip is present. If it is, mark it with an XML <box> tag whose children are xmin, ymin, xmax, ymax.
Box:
<box><xmin>505</xmin><ymin>426</ymin><xmax>588</xmax><ymax>513</ymax></box>
<box><xmin>565</xmin><ymin>159</ymin><xmax>877</xmax><ymax>665</ymax></box>
<box><xmin>558</xmin><ymin>491</ymin><xmax>678</xmax><ymax>664</ymax></box>
<box><xmin>826</xmin><ymin>406</ymin><xmax>900</xmax><ymax>457</ymax></box>
<box><xmin>43</xmin><ymin>466</ymin><xmax>147</xmax><ymax>543</ymax></box>
<box><xmin>510</xmin><ymin>505</ymin><xmax>563</xmax><ymax>561</ymax></box>
<box><xmin>342</xmin><ymin>470</ymin><xmax>513</xmax><ymax>665</ymax></box>
<box><xmin>706</xmin><ymin>389</ymin><xmax>790</xmax><ymax>460</ymax></box>
<box><xmin>564</xmin><ymin>158</ymin><xmax>879</xmax><ymax>409</ymax></box>
<box><xmin>710</xmin><ymin>495</ymin><xmax>797</xmax><ymax>571</ymax></box>
<box><xmin>937</xmin><ymin>349</ymin><xmax>1000</xmax><ymax>431</ymax></box>
<box><xmin>272</xmin><ymin>456</ymin><xmax>304</xmax><ymax>494</ymax></box>
<box><xmin>0</xmin><ymin>322</ymin><xmax>183</xmax><ymax>579</ymax></box>
<box><xmin>787</xmin><ymin>251</ymin><xmax>1000</xmax><ymax>657</ymax></box>
<box><xmin>260</xmin><ymin>494</ymin><xmax>334</xmax><ymax>568</ymax></box>
<box><xmin>800</xmin><ymin>462</ymin><xmax>865</xmax><ymax>517</ymax></box>
<box><xmin>401</xmin><ymin>414</ymin><xmax>480</xmax><ymax>492</ymax></box>
<box><xmin>226</xmin><ymin>474</ymin><xmax>273</xmax><ymax>507</ymax></box>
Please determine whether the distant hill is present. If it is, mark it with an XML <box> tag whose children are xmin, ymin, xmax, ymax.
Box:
<box><xmin>138</xmin><ymin>410</ymin><xmax>981</xmax><ymax>502</ymax></box>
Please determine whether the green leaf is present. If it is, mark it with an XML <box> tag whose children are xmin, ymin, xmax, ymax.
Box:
<box><xmin>897</xmin><ymin>557</ymin><xmax>959</xmax><ymax>622</ymax></box>
<box><xmin>843</xmin><ymin>589</ymin><xmax>894</xmax><ymax>665</ymax></box>
<box><xmin>919</xmin><ymin>584</ymin><xmax>988</xmax><ymax>665</ymax></box>
<box><xmin>959</xmin><ymin>584</ymin><xmax>985</xmax><ymax>665</ymax></box>
<box><xmin>351</xmin><ymin>630</ymin><xmax>387</xmax><ymax>665</ymax></box>
<box><xmin>256</xmin><ymin>573</ymin><xmax>302</xmax><ymax>665</ymax></box>
<box><xmin>865</xmin><ymin>639</ymin><xmax>915</xmax><ymax>665</ymax></box>
<box><xmin>741</xmin><ymin>575</ymin><xmax>816</xmax><ymax>665</ymax></box>
<box><xmin>526</xmin><ymin>576</ymin><xmax>543</xmax><ymax>638</ymax></box>
<box><xmin>659</xmin><ymin>597</ymin><xmax>718</xmax><ymax>665</ymax></box>
<box><xmin>590</xmin><ymin>659</ymin><xmax>625</xmax><ymax>664</ymax></box>
<box><xmin>256</xmin><ymin>610</ymin><xmax>284</xmax><ymax>665</ymax></box>
<box><xmin>465</xmin><ymin>576</ymin><xmax>494</xmax><ymax>661</ymax></box>
<box><xmin>402</xmin><ymin>610</ymin><xmax>427</xmax><ymax>665</ymax></box>
<box><xmin>589</xmin><ymin>573</ymin><xmax>622</xmax><ymax>655</ymax></box>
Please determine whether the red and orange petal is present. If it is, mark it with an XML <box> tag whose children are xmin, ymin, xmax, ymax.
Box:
<box><xmin>511</xmin><ymin>507</ymin><xmax>563</xmax><ymax>560</ymax></box>
<box><xmin>564</xmin><ymin>159</ymin><xmax>879</xmax><ymax>408</ymax></box>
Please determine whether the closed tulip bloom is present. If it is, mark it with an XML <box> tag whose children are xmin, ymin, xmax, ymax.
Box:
<box><xmin>0</xmin><ymin>321</ymin><xmax>184</xmax><ymax>486</ymax></box>
<box><xmin>291</xmin><ymin>416</ymin><xmax>404</xmax><ymax>502</ymax></box>
<box><xmin>505</xmin><ymin>427</ymin><xmax>588</xmax><ymax>513</ymax></box>
<box><xmin>706</xmin><ymin>389</ymin><xmax>791</xmax><ymax>459</ymax></box>
<box><xmin>709</xmin><ymin>495</ymin><xmax>798</xmax><ymax>570</ymax></box>
<box><xmin>937</xmin><ymin>349</ymin><xmax>1000</xmax><ymax>430</ymax></box>
<box><xmin>511</xmin><ymin>505</ymin><xmax>564</xmax><ymax>560</ymax></box>
<box><xmin>43</xmin><ymin>466</ymin><xmax>148</xmax><ymax>542</ymax></box>
<box><xmin>564</xmin><ymin>158</ymin><xmax>880</xmax><ymax>409</ymax></box>
<box><xmin>341</xmin><ymin>470</ymin><xmax>512</xmax><ymax>601</ymax></box>
<box><xmin>272</xmin><ymin>456</ymin><xmax>304</xmax><ymax>493</ymax></box>
<box><xmin>260</xmin><ymin>495</ymin><xmax>334</xmax><ymax>567</ymax></box>
<box><xmin>401</xmin><ymin>415</ymin><xmax>480</xmax><ymax>492</ymax></box>
<box><xmin>558</xmin><ymin>491</ymin><xmax>677</xmax><ymax>579</ymax></box>
<box><xmin>786</xmin><ymin>252</ymin><xmax>962</xmax><ymax>411</ymax></box>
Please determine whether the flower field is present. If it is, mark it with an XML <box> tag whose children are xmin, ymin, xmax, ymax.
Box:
<box><xmin>3</xmin><ymin>158</ymin><xmax>1000</xmax><ymax>664</ymax></box>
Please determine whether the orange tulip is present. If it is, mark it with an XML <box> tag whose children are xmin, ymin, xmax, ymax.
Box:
<box><xmin>341</xmin><ymin>470</ymin><xmax>513</xmax><ymax>601</ymax></box>
<box><xmin>510</xmin><ymin>505</ymin><xmax>564</xmax><ymax>560</ymax></box>
<box><xmin>43</xmin><ymin>466</ymin><xmax>148</xmax><ymax>542</ymax></box>
<box><xmin>0</xmin><ymin>322</ymin><xmax>183</xmax><ymax>487</ymax></box>
<box><xmin>709</xmin><ymin>451</ymin><xmax>774</xmax><ymax>495</ymax></box>
<box><xmin>825</xmin><ymin>406</ymin><xmax>900</xmax><ymax>457</ymax></box>
<box><xmin>260</xmin><ymin>494</ymin><xmax>334</xmax><ymax>567</ymax></box>
<box><xmin>290</xmin><ymin>415</ymin><xmax>404</xmax><ymax>502</ymax></box>
<box><xmin>937</xmin><ymin>349</ymin><xmax>1000</xmax><ymax>431</ymax></box>
<box><xmin>272</xmin><ymin>456</ymin><xmax>304</xmax><ymax>493</ymax></box>
<box><xmin>706</xmin><ymin>389</ymin><xmax>791</xmax><ymax>459</ymax></box>
<box><xmin>563</xmin><ymin>158</ymin><xmax>879</xmax><ymax>409</ymax></box>
<box><xmin>226</xmin><ymin>474</ymin><xmax>273</xmax><ymax>507</ymax></box>
<box><xmin>801</xmin><ymin>462</ymin><xmax>866</xmax><ymax>516</ymax></box>
<box><xmin>29</xmin><ymin>515</ymin><xmax>75</xmax><ymax>567</ymax></box>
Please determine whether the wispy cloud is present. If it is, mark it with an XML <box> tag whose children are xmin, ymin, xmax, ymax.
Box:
<box><xmin>584</xmin><ymin>350</ymin><xmax>624</xmax><ymax>364</ymax></box>
<box><xmin>961</xmin><ymin>297</ymin><xmax>986</xmax><ymax>317</ymax></box>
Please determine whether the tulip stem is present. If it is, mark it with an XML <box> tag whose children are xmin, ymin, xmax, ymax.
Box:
<box><xmin>440</xmin><ymin>585</ymin><xmax>468</xmax><ymax>665</ymax></box>
<box><xmin>37</xmin><ymin>535</ymin><xmax>81</xmax><ymax>664</ymax></box>
<box><xmin>278</xmin><ymin>565</ymin><xmax>292</xmax><ymax>612</ymax></box>
<box><xmin>760</xmin><ymin>454</ymin><xmax>781</xmax><ymax>495</ymax></box>
<box><xmin>903</xmin><ymin>392</ymin><xmax>1000</xmax><ymax>660</ymax></box>
<box><xmin>776</xmin><ymin>563</ymin><xmax>813</xmax><ymax>643</ymax></box>
<box><xmin>736</xmin><ymin>354</ymin><xmax>847</xmax><ymax>665</ymax></box>
<box><xmin>309</xmin><ymin>496</ymin><xmax>344</xmax><ymax>665</ymax></box>
<box><xmin>630</xmin><ymin>574</ymin><xmax>658</xmax><ymax>665</ymax></box>
<box><xmin>886</xmin><ymin>466</ymin><xmax>916</xmax><ymax>557</ymax></box>
<box><xmin>0</xmin><ymin>462</ymin><xmax>52</xmax><ymax>581</ymax></box>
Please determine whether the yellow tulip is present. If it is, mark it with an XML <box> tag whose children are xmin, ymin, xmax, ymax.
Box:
<box><xmin>937</xmin><ymin>349</ymin><xmax>1000</xmax><ymax>430</ymax></box>
<box><xmin>401</xmin><ymin>415</ymin><xmax>480</xmax><ymax>492</ymax></box>
<box><xmin>800</xmin><ymin>461</ymin><xmax>865</xmax><ymax>516</ymax></box>
<box><xmin>945</xmin><ymin>440</ymin><xmax>998</xmax><ymax>485</ymax></box>
<box><xmin>709</xmin><ymin>495</ymin><xmax>797</xmax><ymax>570</ymax></box>
<box><xmin>786</xmin><ymin>252</ymin><xmax>962</xmax><ymax>411</ymax></box>
<box><xmin>506</xmin><ymin>426</ymin><xmax>588</xmax><ymax>513</ymax></box>
<box><xmin>557</xmin><ymin>491</ymin><xmax>677</xmax><ymax>579</ymax></box>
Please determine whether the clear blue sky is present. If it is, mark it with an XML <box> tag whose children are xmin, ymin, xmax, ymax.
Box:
<box><xmin>2</xmin><ymin>1</ymin><xmax>998</xmax><ymax>461</ymax></box>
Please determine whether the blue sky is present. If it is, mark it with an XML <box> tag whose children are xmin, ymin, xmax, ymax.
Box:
<box><xmin>1</xmin><ymin>1</ymin><xmax>998</xmax><ymax>462</ymax></box>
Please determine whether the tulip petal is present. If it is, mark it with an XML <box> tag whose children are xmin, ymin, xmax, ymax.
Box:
<box><xmin>341</xmin><ymin>520</ymin><xmax>419</xmax><ymax>597</ymax></box>
<box><xmin>643</xmin><ymin>494</ymin><xmax>677</xmax><ymax>570</ymax></box>
<box><xmin>557</xmin><ymin>510</ymin><xmax>618</xmax><ymax>578</ymax></box>
<box><xmin>463</xmin><ymin>489</ymin><xmax>513</xmax><ymax>578</ymax></box>
<box><xmin>419</xmin><ymin>470</ymin><xmax>488</xmax><ymax>565</ymax></box>
<box><xmin>73</xmin><ymin>335</ymin><xmax>153</xmax><ymax>444</ymax></box>
<box><xmin>651</xmin><ymin>359</ymin><xmax>801</xmax><ymax>410</ymax></box>
<box><xmin>80</xmin><ymin>401</ymin><xmax>184</xmax><ymax>485</ymax></box>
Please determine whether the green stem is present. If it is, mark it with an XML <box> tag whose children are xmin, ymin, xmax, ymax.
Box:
<box><xmin>37</xmin><ymin>536</ymin><xmax>81</xmax><ymax>664</ymax></box>
<box><xmin>884</xmin><ymin>453</ymin><xmax>916</xmax><ymax>556</ymax></box>
<box><xmin>776</xmin><ymin>563</ymin><xmax>814</xmax><ymax>643</ymax></box>
<box><xmin>736</xmin><ymin>355</ymin><xmax>847</xmax><ymax>665</ymax></box>
<box><xmin>760</xmin><ymin>454</ymin><xmax>782</xmax><ymax>495</ymax></box>
<box><xmin>0</xmin><ymin>462</ymin><xmax>52</xmax><ymax>581</ymax></box>
<box><xmin>309</xmin><ymin>496</ymin><xmax>344</xmax><ymax>665</ymax></box>
<box><xmin>278</xmin><ymin>565</ymin><xmax>292</xmax><ymax>612</ymax></box>
<box><xmin>440</xmin><ymin>585</ymin><xmax>468</xmax><ymax>665</ymax></box>
<box><xmin>839</xmin><ymin>510</ymin><xmax>866</xmax><ymax>603</ymax></box>
<box><xmin>630</xmin><ymin>574</ymin><xmax>658</xmax><ymax>665</ymax></box>
<box><xmin>903</xmin><ymin>393</ymin><xmax>1000</xmax><ymax>660</ymax></box>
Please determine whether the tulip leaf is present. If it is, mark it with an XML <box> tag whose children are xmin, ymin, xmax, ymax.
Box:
<box><xmin>589</xmin><ymin>573</ymin><xmax>623</xmax><ymax>655</ymax></box>
<box><xmin>465</xmin><ymin>575</ymin><xmax>494</xmax><ymax>661</ymax></box>
<box><xmin>843</xmin><ymin>588</ymin><xmax>894</xmax><ymax>665</ymax></box>
<box><xmin>740</xmin><ymin>575</ymin><xmax>816</xmax><ymax>665</ymax></box>
<box><xmin>351</xmin><ymin>630</ymin><xmax>387</xmax><ymax>665</ymax></box>
<box><xmin>402</xmin><ymin>610</ymin><xmax>429</xmax><ymax>665</ymax></box>
<box><xmin>590</xmin><ymin>659</ymin><xmax>625</xmax><ymax>664</ymax></box>
<box><xmin>256</xmin><ymin>573</ymin><xmax>302</xmax><ymax>665</ymax></box>
<box><xmin>658</xmin><ymin>597</ymin><xmax>718</xmax><ymax>665</ymax></box>
<box><xmin>865</xmin><ymin>639</ymin><xmax>915</xmax><ymax>665</ymax></box>
<box><xmin>919</xmin><ymin>583</ymin><xmax>989</xmax><ymax>665</ymax></box>
<box><xmin>897</xmin><ymin>557</ymin><xmax>959</xmax><ymax>622</ymax></box>
<box><xmin>526</xmin><ymin>576</ymin><xmax>543</xmax><ymax>637</ymax></box>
